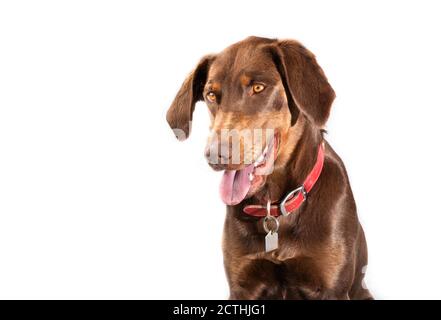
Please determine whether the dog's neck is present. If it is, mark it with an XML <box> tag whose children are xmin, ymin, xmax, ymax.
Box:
<box><xmin>252</xmin><ymin>115</ymin><xmax>324</xmax><ymax>204</ymax></box>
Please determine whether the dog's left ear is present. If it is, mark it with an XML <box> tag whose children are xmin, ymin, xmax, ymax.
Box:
<box><xmin>270</xmin><ymin>40</ymin><xmax>335</xmax><ymax>127</ymax></box>
<box><xmin>166</xmin><ymin>55</ymin><xmax>215</xmax><ymax>141</ymax></box>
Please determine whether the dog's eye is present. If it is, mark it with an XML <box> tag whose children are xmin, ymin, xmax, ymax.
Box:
<box><xmin>206</xmin><ymin>92</ymin><xmax>217</xmax><ymax>103</ymax></box>
<box><xmin>252</xmin><ymin>83</ymin><xmax>265</xmax><ymax>94</ymax></box>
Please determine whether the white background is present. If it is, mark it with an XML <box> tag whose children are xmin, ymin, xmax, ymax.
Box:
<box><xmin>1</xmin><ymin>0</ymin><xmax>440</xmax><ymax>299</ymax></box>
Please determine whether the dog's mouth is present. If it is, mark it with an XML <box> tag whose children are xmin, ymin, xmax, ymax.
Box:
<box><xmin>219</xmin><ymin>135</ymin><xmax>279</xmax><ymax>206</ymax></box>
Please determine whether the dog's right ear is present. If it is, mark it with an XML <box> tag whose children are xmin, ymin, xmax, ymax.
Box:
<box><xmin>166</xmin><ymin>55</ymin><xmax>215</xmax><ymax>141</ymax></box>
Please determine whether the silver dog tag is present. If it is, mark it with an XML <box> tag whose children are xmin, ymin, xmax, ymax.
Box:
<box><xmin>265</xmin><ymin>230</ymin><xmax>278</xmax><ymax>252</ymax></box>
<box><xmin>263</xmin><ymin>200</ymin><xmax>279</xmax><ymax>252</ymax></box>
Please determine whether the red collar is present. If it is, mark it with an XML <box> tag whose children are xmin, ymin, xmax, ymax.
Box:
<box><xmin>243</xmin><ymin>143</ymin><xmax>325</xmax><ymax>218</ymax></box>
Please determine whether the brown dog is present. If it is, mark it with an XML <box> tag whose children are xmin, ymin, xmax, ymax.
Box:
<box><xmin>166</xmin><ymin>36</ymin><xmax>372</xmax><ymax>300</ymax></box>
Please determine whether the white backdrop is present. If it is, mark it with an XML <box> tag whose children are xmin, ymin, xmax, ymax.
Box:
<box><xmin>1</xmin><ymin>0</ymin><xmax>441</xmax><ymax>299</ymax></box>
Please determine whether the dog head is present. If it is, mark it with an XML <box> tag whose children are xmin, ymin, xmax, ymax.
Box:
<box><xmin>166</xmin><ymin>36</ymin><xmax>335</xmax><ymax>205</ymax></box>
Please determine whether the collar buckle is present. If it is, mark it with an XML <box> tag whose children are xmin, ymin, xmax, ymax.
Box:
<box><xmin>279</xmin><ymin>185</ymin><xmax>307</xmax><ymax>216</ymax></box>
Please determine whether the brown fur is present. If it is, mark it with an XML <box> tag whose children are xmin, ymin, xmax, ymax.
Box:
<box><xmin>166</xmin><ymin>36</ymin><xmax>372</xmax><ymax>300</ymax></box>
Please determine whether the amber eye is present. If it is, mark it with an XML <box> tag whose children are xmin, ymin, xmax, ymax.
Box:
<box><xmin>252</xmin><ymin>83</ymin><xmax>265</xmax><ymax>94</ymax></box>
<box><xmin>206</xmin><ymin>92</ymin><xmax>217</xmax><ymax>103</ymax></box>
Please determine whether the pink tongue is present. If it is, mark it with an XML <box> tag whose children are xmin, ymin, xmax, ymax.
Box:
<box><xmin>219</xmin><ymin>164</ymin><xmax>254</xmax><ymax>205</ymax></box>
